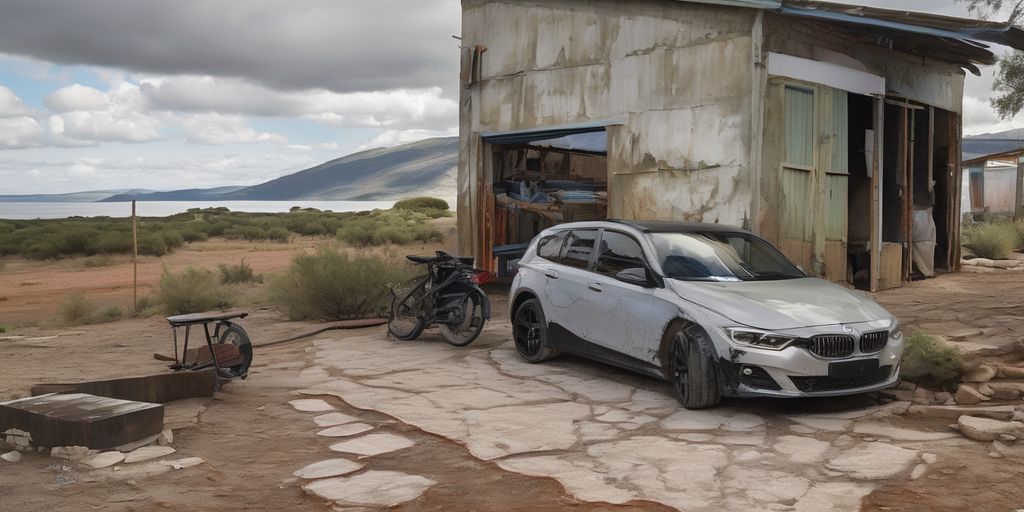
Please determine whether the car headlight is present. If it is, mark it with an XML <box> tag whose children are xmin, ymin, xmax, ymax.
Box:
<box><xmin>725</xmin><ymin>328</ymin><xmax>799</xmax><ymax>350</ymax></box>
<box><xmin>889</xmin><ymin>322</ymin><xmax>903</xmax><ymax>341</ymax></box>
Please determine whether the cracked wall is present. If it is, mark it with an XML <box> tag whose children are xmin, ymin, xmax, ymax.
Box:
<box><xmin>458</xmin><ymin>0</ymin><xmax>758</xmax><ymax>254</ymax></box>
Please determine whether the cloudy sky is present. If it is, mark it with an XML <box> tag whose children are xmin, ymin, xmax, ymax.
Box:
<box><xmin>0</xmin><ymin>0</ymin><xmax>1018</xmax><ymax>194</ymax></box>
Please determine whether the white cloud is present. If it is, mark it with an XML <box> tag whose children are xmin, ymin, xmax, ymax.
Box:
<box><xmin>180</xmin><ymin>113</ymin><xmax>287</xmax><ymax>145</ymax></box>
<box><xmin>362</xmin><ymin>127</ymin><xmax>457</xmax><ymax>149</ymax></box>
<box><xmin>0</xmin><ymin>117</ymin><xmax>45</xmax><ymax>148</ymax></box>
<box><xmin>140</xmin><ymin>76</ymin><xmax>456</xmax><ymax>129</ymax></box>
<box><xmin>0</xmin><ymin>85</ymin><xmax>31</xmax><ymax>117</ymax></box>
<box><xmin>44</xmin><ymin>84</ymin><xmax>110</xmax><ymax>112</ymax></box>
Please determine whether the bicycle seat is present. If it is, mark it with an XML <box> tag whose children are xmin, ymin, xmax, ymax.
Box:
<box><xmin>406</xmin><ymin>255</ymin><xmax>437</xmax><ymax>264</ymax></box>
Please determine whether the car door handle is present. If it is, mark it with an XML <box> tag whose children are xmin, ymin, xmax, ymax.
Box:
<box><xmin>544</xmin><ymin>270</ymin><xmax>560</xmax><ymax>279</ymax></box>
<box><xmin>588</xmin><ymin>283</ymin><xmax>602</xmax><ymax>292</ymax></box>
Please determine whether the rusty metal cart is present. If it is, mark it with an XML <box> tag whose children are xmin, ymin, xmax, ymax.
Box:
<box><xmin>166</xmin><ymin>311</ymin><xmax>253</xmax><ymax>382</ymax></box>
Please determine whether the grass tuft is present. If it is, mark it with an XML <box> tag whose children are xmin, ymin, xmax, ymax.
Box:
<box><xmin>900</xmin><ymin>332</ymin><xmax>964</xmax><ymax>388</ymax></box>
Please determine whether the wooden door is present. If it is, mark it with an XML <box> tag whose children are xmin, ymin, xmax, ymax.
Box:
<box><xmin>821</xmin><ymin>89</ymin><xmax>849</xmax><ymax>284</ymax></box>
<box><xmin>779</xmin><ymin>85</ymin><xmax>815</xmax><ymax>271</ymax></box>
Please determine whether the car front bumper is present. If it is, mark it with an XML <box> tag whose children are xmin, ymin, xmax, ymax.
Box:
<box><xmin>710</xmin><ymin>324</ymin><xmax>904</xmax><ymax>398</ymax></box>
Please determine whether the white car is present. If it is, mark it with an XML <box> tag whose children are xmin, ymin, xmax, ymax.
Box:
<box><xmin>509</xmin><ymin>220</ymin><xmax>903</xmax><ymax>409</ymax></box>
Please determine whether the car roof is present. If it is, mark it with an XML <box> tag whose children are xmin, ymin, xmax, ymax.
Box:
<box><xmin>607</xmin><ymin>219</ymin><xmax>749</xmax><ymax>234</ymax></box>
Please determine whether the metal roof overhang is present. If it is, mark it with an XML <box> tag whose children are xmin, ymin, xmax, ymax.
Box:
<box><xmin>479</xmin><ymin>118</ymin><xmax>623</xmax><ymax>146</ymax></box>
<box><xmin>772</xmin><ymin>1</ymin><xmax>1024</xmax><ymax>74</ymax></box>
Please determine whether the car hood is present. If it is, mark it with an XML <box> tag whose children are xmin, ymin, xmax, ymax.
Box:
<box><xmin>667</xmin><ymin>277</ymin><xmax>892</xmax><ymax>331</ymax></box>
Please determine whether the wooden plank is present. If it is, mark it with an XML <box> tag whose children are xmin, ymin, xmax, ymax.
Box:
<box><xmin>878</xmin><ymin>242</ymin><xmax>903</xmax><ymax>290</ymax></box>
<box><xmin>824</xmin><ymin>240</ymin><xmax>847</xmax><ymax>284</ymax></box>
<box><xmin>0</xmin><ymin>393</ymin><xmax>163</xmax><ymax>450</ymax></box>
<box><xmin>30</xmin><ymin>369</ymin><xmax>216</xmax><ymax>404</ymax></box>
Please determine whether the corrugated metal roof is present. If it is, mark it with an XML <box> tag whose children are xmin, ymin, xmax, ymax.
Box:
<box><xmin>668</xmin><ymin>0</ymin><xmax>1024</xmax><ymax>73</ymax></box>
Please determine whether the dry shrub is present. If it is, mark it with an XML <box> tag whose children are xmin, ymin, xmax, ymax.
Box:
<box><xmin>218</xmin><ymin>259</ymin><xmax>261</xmax><ymax>284</ymax></box>
<box><xmin>269</xmin><ymin>246</ymin><xmax>413</xmax><ymax>320</ymax></box>
<box><xmin>962</xmin><ymin>222</ymin><xmax>1017</xmax><ymax>260</ymax></box>
<box><xmin>158</xmin><ymin>266</ymin><xmax>233</xmax><ymax>315</ymax></box>
<box><xmin>58</xmin><ymin>292</ymin><xmax>95</xmax><ymax>325</ymax></box>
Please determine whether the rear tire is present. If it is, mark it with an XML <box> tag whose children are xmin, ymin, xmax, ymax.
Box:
<box><xmin>512</xmin><ymin>299</ymin><xmax>558</xmax><ymax>363</ymax></box>
<box><xmin>668</xmin><ymin>324</ymin><xmax>722</xmax><ymax>409</ymax></box>
<box><xmin>388</xmin><ymin>280</ymin><xmax>427</xmax><ymax>340</ymax></box>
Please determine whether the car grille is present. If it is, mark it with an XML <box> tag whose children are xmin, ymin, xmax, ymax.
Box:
<box><xmin>807</xmin><ymin>335</ymin><xmax>855</xmax><ymax>358</ymax></box>
<box><xmin>859</xmin><ymin>331</ymin><xmax>888</xmax><ymax>353</ymax></box>
<box><xmin>790</xmin><ymin>365</ymin><xmax>893</xmax><ymax>393</ymax></box>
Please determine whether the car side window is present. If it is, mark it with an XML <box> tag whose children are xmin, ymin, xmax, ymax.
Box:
<box><xmin>559</xmin><ymin>230</ymin><xmax>598</xmax><ymax>269</ymax></box>
<box><xmin>595</xmin><ymin>231</ymin><xmax>646</xmax><ymax>277</ymax></box>
<box><xmin>535</xmin><ymin>231</ymin><xmax>567</xmax><ymax>262</ymax></box>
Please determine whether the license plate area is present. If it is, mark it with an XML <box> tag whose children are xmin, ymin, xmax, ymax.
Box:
<box><xmin>828</xmin><ymin>358</ymin><xmax>879</xmax><ymax>377</ymax></box>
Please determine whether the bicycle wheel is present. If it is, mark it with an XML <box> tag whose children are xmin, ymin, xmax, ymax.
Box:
<box><xmin>388</xmin><ymin>278</ymin><xmax>428</xmax><ymax>340</ymax></box>
<box><xmin>438</xmin><ymin>290</ymin><xmax>487</xmax><ymax>347</ymax></box>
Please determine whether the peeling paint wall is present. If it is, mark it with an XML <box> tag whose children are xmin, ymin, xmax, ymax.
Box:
<box><xmin>459</xmin><ymin>0</ymin><xmax>758</xmax><ymax>255</ymax></box>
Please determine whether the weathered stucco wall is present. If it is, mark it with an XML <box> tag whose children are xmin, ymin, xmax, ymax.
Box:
<box><xmin>458</xmin><ymin>0</ymin><xmax>758</xmax><ymax>254</ymax></box>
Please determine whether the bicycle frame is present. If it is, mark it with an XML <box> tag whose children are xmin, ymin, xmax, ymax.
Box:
<box><xmin>391</xmin><ymin>259</ymin><xmax>490</xmax><ymax>326</ymax></box>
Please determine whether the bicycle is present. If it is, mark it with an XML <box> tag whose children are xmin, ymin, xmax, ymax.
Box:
<box><xmin>388</xmin><ymin>251</ymin><xmax>491</xmax><ymax>346</ymax></box>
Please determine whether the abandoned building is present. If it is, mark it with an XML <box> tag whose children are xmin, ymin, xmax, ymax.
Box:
<box><xmin>456</xmin><ymin>0</ymin><xmax>1024</xmax><ymax>290</ymax></box>
<box><xmin>962</xmin><ymin>138</ymin><xmax>1024</xmax><ymax>218</ymax></box>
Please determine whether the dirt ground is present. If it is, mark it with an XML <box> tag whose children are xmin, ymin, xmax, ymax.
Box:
<box><xmin>1</xmin><ymin>242</ymin><xmax>1023</xmax><ymax>511</ymax></box>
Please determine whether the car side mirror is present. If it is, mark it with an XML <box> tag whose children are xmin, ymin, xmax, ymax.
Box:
<box><xmin>615</xmin><ymin>267</ymin><xmax>652</xmax><ymax>287</ymax></box>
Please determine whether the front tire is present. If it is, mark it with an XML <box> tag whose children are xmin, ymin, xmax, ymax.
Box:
<box><xmin>668</xmin><ymin>324</ymin><xmax>722</xmax><ymax>409</ymax></box>
<box><xmin>439</xmin><ymin>290</ymin><xmax>488</xmax><ymax>347</ymax></box>
<box><xmin>512</xmin><ymin>299</ymin><xmax>558</xmax><ymax>363</ymax></box>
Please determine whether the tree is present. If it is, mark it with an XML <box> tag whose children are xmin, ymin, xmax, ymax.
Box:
<box><xmin>961</xmin><ymin>0</ymin><xmax>1024</xmax><ymax>118</ymax></box>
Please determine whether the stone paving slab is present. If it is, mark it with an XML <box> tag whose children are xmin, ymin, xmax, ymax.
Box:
<box><xmin>329</xmin><ymin>433</ymin><xmax>414</xmax><ymax>457</ymax></box>
<box><xmin>293</xmin><ymin>458</ymin><xmax>364</xmax><ymax>479</ymax></box>
<box><xmin>303</xmin><ymin>470</ymin><xmax>436</xmax><ymax>507</ymax></box>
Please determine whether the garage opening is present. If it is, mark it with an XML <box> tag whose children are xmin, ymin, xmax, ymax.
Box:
<box><xmin>879</xmin><ymin>99</ymin><xmax>959</xmax><ymax>288</ymax></box>
<box><xmin>484</xmin><ymin>128</ymin><xmax>609</xmax><ymax>279</ymax></box>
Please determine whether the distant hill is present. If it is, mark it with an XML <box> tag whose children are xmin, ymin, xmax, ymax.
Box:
<box><xmin>101</xmin><ymin>186</ymin><xmax>245</xmax><ymax>202</ymax></box>
<box><xmin>104</xmin><ymin>137</ymin><xmax>458</xmax><ymax>202</ymax></box>
<box><xmin>0</xmin><ymin>189</ymin><xmax>153</xmax><ymax>202</ymax></box>
<box><xmin>0</xmin><ymin>137</ymin><xmax>458</xmax><ymax>203</ymax></box>
<box><xmin>963</xmin><ymin>128</ymin><xmax>1024</xmax><ymax>162</ymax></box>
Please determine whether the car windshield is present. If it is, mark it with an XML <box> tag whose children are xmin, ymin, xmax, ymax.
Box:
<box><xmin>650</xmin><ymin>231</ymin><xmax>804</xmax><ymax>282</ymax></box>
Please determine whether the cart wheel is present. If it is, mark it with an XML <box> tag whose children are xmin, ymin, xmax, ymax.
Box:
<box><xmin>219</xmin><ymin>323</ymin><xmax>253</xmax><ymax>378</ymax></box>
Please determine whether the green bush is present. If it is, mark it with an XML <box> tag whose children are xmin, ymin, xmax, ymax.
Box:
<box><xmin>901</xmin><ymin>332</ymin><xmax>964</xmax><ymax>388</ymax></box>
<box><xmin>0</xmin><ymin>325</ymin><xmax>5</xmax><ymax>333</ymax></box>
<box><xmin>393</xmin><ymin>197</ymin><xmax>449</xmax><ymax>211</ymax></box>
<box><xmin>962</xmin><ymin>222</ymin><xmax>1018</xmax><ymax>259</ymax></box>
<box><xmin>58</xmin><ymin>292</ymin><xmax>95</xmax><ymax>325</ymax></box>
<box><xmin>158</xmin><ymin>267</ymin><xmax>232</xmax><ymax>315</ymax></box>
<box><xmin>269</xmin><ymin>247</ymin><xmax>413</xmax><ymax>320</ymax></box>
<box><xmin>266</xmin><ymin>227</ymin><xmax>291</xmax><ymax>243</ymax></box>
<box><xmin>137</xmin><ymin>234</ymin><xmax>169</xmax><ymax>256</ymax></box>
<box><xmin>218</xmin><ymin>259</ymin><xmax>260</xmax><ymax>284</ymax></box>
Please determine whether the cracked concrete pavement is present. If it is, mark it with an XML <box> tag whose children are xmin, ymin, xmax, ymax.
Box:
<box><xmin>286</xmin><ymin>319</ymin><xmax>969</xmax><ymax>512</ymax></box>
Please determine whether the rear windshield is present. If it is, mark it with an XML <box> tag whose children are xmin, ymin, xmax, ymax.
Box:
<box><xmin>651</xmin><ymin>231</ymin><xmax>804</xmax><ymax>282</ymax></box>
